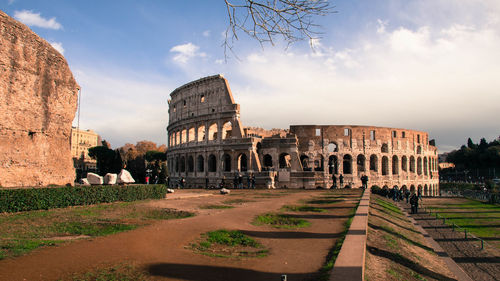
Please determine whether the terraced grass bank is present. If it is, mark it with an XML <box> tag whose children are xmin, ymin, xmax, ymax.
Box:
<box><xmin>365</xmin><ymin>195</ymin><xmax>457</xmax><ymax>281</ymax></box>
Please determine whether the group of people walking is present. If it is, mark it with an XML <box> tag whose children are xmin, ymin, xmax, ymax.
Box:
<box><xmin>331</xmin><ymin>174</ymin><xmax>369</xmax><ymax>189</ymax></box>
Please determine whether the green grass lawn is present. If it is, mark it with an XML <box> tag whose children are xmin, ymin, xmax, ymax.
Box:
<box><xmin>253</xmin><ymin>213</ymin><xmax>311</xmax><ymax>229</ymax></box>
<box><xmin>0</xmin><ymin>201</ymin><xmax>194</xmax><ymax>260</ymax></box>
<box><xmin>190</xmin><ymin>229</ymin><xmax>268</xmax><ymax>258</ymax></box>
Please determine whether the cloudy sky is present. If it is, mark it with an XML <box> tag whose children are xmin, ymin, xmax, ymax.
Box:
<box><xmin>2</xmin><ymin>0</ymin><xmax>499</xmax><ymax>152</ymax></box>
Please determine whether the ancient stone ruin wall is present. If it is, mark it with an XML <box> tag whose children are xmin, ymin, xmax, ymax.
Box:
<box><xmin>0</xmin><ymin>10</ymin><xmax>79</xmax><ymax>187</ymax></box>
<box><xmin>166</xmin><ymin>75</ymin><xmax>439</xmax><ymax>195</ymax></box>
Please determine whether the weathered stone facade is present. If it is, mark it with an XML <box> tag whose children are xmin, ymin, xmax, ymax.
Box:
<box><xmin>0</xmin><ymin>10</ymin><xmax>79</xmax><ymax>187</ymax></box>
<box><xmin>166</xmin><ymin>75</ymin><xmax>439</xmax><ymax>195</ymax></box>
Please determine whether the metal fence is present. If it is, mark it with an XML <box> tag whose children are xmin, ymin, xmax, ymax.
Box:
<box><xmin>440</xmin><ymin>189</ymin><xmax>500</xmax><ymax>204</ymax></box>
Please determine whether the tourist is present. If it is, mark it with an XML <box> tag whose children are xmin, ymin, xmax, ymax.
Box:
<box><xmin>405</xmin><ymin>189</ymin><xmax>410</xmax><ymax>203</ymax></box>
<box><xmin>238</xmin><ymin>173</ymin><xmax>243</xmax><ymax>189</ymax></box>
<box><xmin>233</xmin><ymin>174</ymin><xmax>238</xmax><ymax>189</ymax></box>
<box><xmin>274</xmin><ymin>173</ymin><xmax>279</xmax><ymax>188</ymax></box>
<box><xmin>332</xmin><ymin>174</ymin><xmax>337</xmax><ymax>189</ymax></box>
<box><xmin>361</xmin><ymin>174</ymin><xmax>368</xmax><ymax>189</ymax></box>
<box><xmin>410</xmin><ymin>193</ymin><xmax>419</xmax><ymax>214</ymax></box>
<box><xmin>205</xmin><ymin>177</ymin><xmax>209</xmax><ymax>189</ymax></box>
<box><xmin>251</xmin><ymin>173</ymin><xmax>256</xmax><ymax>189</ymax></box>
<box><xmin>339</xmin><ymin>174</ymin><xmax>344</xmax><ymax>188</ymax></box>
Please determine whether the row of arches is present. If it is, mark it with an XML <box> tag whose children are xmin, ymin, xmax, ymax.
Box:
<box><xmin>299</xmin><ymin>154</ymin><xmax>438</xmax><ymax>176</ymax></box>
<box><xmin>376</xmin><ymin>183</ymin><xmax>439</xmax><ymax>196</ymax></box>
<box><xmin>169</xmin><ymin>152</ymin><xmax>249</xmax><ymax>174</ymax></box>
<box><xmin>168</xmin><ymin>121</ymin><xmax>234</xmax><ymax>147</ymax></box>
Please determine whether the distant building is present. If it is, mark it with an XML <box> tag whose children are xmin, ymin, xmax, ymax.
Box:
<box><xmin>438</xmin><ymin>162</ymin><xmax>455</xmax><ymax>170</ymax></box>
<box><xmin>70</xmin><ymin>127</ymin><xmax>100</xmax><ymax>170</ymax></box>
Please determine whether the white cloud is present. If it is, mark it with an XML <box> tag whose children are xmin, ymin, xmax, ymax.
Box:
<box><xmin>72</xmin><ymin>68</ymin><xmax>174</xmax><ymax>148</ymax></box>
<box><xmin>202</xmin><ymin>30</ymin><xmax>211</xmax><ymax>37</ymax></box>
<box><xmin>169</xmin><ymin>42</ymin><xmax>207</xmax><ymax>63</ymax></box>
<box><xmin>49</xmin><ymin>41</ymin><xmax>64</xmax><ymax>55</ymax></box>
<box><xmin>13</xmin><ymin>10</ymin><xmax>62</xmax><ymax>30</ymax></box>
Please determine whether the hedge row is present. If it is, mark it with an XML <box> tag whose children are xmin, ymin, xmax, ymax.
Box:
<box><xmin>0</xmin><ymin>184</ymin><xmax>167</xmax><ymax>213</ymax></box>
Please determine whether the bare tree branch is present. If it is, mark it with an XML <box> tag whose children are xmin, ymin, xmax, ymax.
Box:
<box><xmin>223</xmin><ymin>0</ymin><xmax>334</xmax><ymax>60</ymax></box>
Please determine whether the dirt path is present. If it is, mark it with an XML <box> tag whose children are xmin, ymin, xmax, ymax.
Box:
<box><xmin>403</xmin><ymin>202</ymin><xmax>500</xmax><ymax>281</ymax></box>
<box><xmin>0</xmin><ymin>189</ymin><xmax>361</xmax><ymax>281</ymax></box>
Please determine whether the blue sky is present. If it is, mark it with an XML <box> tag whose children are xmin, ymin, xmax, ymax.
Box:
<box><xmin>2</xmin><ymin>0</ymin><xmax>500</xmax><ymax>152</ymax></box>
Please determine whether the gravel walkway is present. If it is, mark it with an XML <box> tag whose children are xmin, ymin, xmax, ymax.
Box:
<box><xmin>402</xmin><ymin>203</ymin><xmax>500</xmax><ymax>281</ymax></box>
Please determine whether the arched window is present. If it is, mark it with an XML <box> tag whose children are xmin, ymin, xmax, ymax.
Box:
<box><xmin>401</xmin><ymin>156</ymin><xmax>408</xmax><ymax>172</ymax></box>
<box><xmin>238</xmin><ymin>153</ymin><xmax>248</xmax><ymax>172</ymax></box>
<box><xmin>223</xmin><ymin>154</ymin><xmax>231</xmax><ymax>172</ymax></box>
<box><xmin>417</xmin><ymin>146</ymin><xmax>422</xmax><ymax>154</ymax></box>
<box><xmin>424</xmin><ymin>157</ymin><xmax>428</xmax><ymax>175</ymax></box>
<box><xmin>410</xmin><ymin>156</ymin><xmax>415</xmax><ymax>173</ymax></box>
<box><xmin>175</xmin><ymin>131</ymin><xmax>180</xmax><ymax>146</ymax></box>
<box><xmin>175</xmin><ymin>156</ymin><xmax>179</xmax><ymax>173</ymax></box>
<box><xmin>392</xmin><ymin>155</ymin><xmax>398</xmax><ymax>175</ymax></box>
<box><xmin>208</xmin><ymin>123</ymin><xmax>218</xmax><ymax>141</ymax></box>
<box><xmin>222</xmin><ymin>121</ymin><xmax>232</xmax><ymax>140</ymax></box>
<box><xmin>343</xmin><ymin>154</ymin><xmax>352</xmax><ymax>174</ymax></box>
<box><xmin>279</xmin><ymin>153</ymin><xmax>291</xmax><ymax>169</ymax></box>
<box><xmin>300</xmin><ymin>155</ymin><xmax>310</xmax><ymax>171</ymax></box>
<box><xmin>328</xmin><ymin>155</ymin><xmax>338</xmax><ymax>174</ymax></box>
<box><xmin>188</xmin><ymin>156</ymin><xmax>194</xmax><ymax>172</ymax></box>
<box><xmin>314</xmin><ymin>155</ymin><xmax>324</xmax><ymax>171</ymax></box>
<box><xmin>181</xmin><ymin>129</ymin><xmax>187</xmax><ymax>144</ymax></box>
<box><xmin>327</xmin><ymin>142</ymin><xmax>338</xmax><ymax>152</ymax></box>
<box><xmin>208</xmin><ymin>154</ymin><xmax>217</xmax><ymax>172</ymax></box>
<box><xmin>382</xmin><ymin>156</ymin><xmax>389</xmax><ymax>175</ymax></box>
<box><xmin>263</xmin><ymin>154</ymin><xmax>273</xmax><ymax>169</ymax></box>
<box><xmin>188</xmin><ymin>127</ymin><xmax>195</xmax><ymax>142</ymax></box>
<box><xmin>417</xmin><ymin>157</ymin><xmax>422</xmax><ymax>175</ymax></box>
<box><xmin>180</xmin><ymin>156</ymin><xmax>186</xmax><ymax>172</ymax></box>
<box><xmin>357</xmin><ymin>154</ymin><xmax>366</xmax><ymax>174</ymax></box>
<box><xmin>381</xmin><ymin>143</ymin><xmax>389</xmax><ymax>153</ymax></box>
<box><xmin>197</xmin><ymin>125</ymin><xmax>205</xmax><ymax>142</ymax></box>
<box><xmin>197</xmin><ymin>155</ymin><xmax>204</xmax><ymax>172</ymax></box>
<box><xmin>370</xmin><ymin>155</ymin><xmax>378</xmax><ymax>172</ymax></box>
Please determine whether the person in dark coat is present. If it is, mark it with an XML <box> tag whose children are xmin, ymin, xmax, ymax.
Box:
<box><xmin>361</xmin><ymin>175</ymin><xmax>368</xmax><ymax>189</ymax></box>
<box><xmin>410</xmin><ymin>193</ymin><xmax>419</xmax><ymax>214</ymax></box>
<box><xmin>332</xmin><ymin>174</ymin><xmax>337</xmax><ymax>189</ymax></box>
<box><xmin>339</xmin><ymin>174</ymin><xmax>344</xmax><ymax>188</ymax></box>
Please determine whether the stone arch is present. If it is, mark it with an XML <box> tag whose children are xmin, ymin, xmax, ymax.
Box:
<box><xmin>221</xmin><ymin>121</ymin><xmax>232</xmax><ymax>140</ymax></box>
<box><xmin>424</xmin><ymin>157</ymin><xmax>428</xmax><ymax>176</ymax></box>
<box><xmin>180</xmin><ymin>156</ymin><xmax>186</xmax><ymax>172</ymax></box>
<box><xmin>300</xmin><ymin>155</ymin><xmax>310</xmax><ymax>171</ymax></box>
<box><xmin>417</xmin><ymin>157</ymin><xmax>422</xmax><ymax>175</ymax></box>
<box><xmin>197</xmin><ymin>155</ymin><xmax>204</xmax><ymax>172</ymax></box>
<box><xmin>263</xmin><ymin>154</ymin><xmax>273</xmax><ymax>169</ymax></box>
<box><xmin>208</xmin><ymin>123</ymin><xmax>218</xmax><ymax>141</ymax></box>
<box><xmin>181</xmin><ymin>129</ymin><xmax>187</xmax><ymax>144</ymax></box>
<box><xmin>382</xmin><ymin>156</ymin><xmax>389</xmax><ymax>175</ymax></box>
<box><xmin>238</xmin><ymin>153</ymin><xmax>248</xmax><ymax>172</ymax></box>
<box><xmin>357</xmin><ymin>154</ymin><xmax>366</xmax><ymax>174</ymax></box>
<box><xmin>208</xmin><ymin>154</ymin><xmax>217</xmax><ymax>172</ymax></box>
<box><xmin>410</xmin><ymin>156</ymin><xmax>415</xmax><ymax>173</ymax></box>
<box><xmin>392</xmin><ymin>155</ymin><xmax>399</xmax><ymax>175</ymax></box>
<box><xmin>175</xmin><ymin>131</ymin><xmax>180</xmax><ymax>146</ymax></box>
<box><xmin>187</xmin><ymin>155</ymin><xmax>194</xmax><ymax>172</ymax></box>
<box><xmin>424</xmin><ymin>184</ymin><xmax>428</xmax><ymax>196</ymax></box>
<box><xmin>327</xmin><ymin>142</ymin><xmax>338</xmax><ymax>152</ymax></box>
<box><xmin>381</xmin><ymin>143</ymin><xmax>389</xmax><ymax>153</ymax></box>
<box><xmin>410</xmin><ymin>185</ymin><xmax>416</xmax><ymax>193</ymax></box>
<box><xmin>188</xmin><ymin>127</ymin><xmax>195</xmax><ymax>142</ymax></box>
<box><xmin>343</xmin><ymin>154</ymin><xmax>352</xmax><ymax>174</ymax></box>
<box><xmin>402</xmin><ymin>156</ymin><xmax>408</xmax><ymax>172</ymax></box>
<box><xmin>174</xmin><ymin>156</ymin><xmax>179</xmax><ymax>173</ymax></box>
<box><xmin>418</xmin><ymin>185</ymin><xmax>423</xmax><ymax>194</ymax></box>
<box><xmin>314</xmin><ymin>155</ymin><xmax>324</xmax><ymax>171</ymax></box>
<box><xmin>328</xmin><ymin>155</ymin><xmax>338</xmax><ymax>174</ymax></box>
<box><xmin>223</xmin><ymin>154</ymin><xmax>231</xmax><ymax>172</ymax></box>
<box><xmin>197</xmin><ymin>125</ymin><xmax>205</xmax><ymax>142</ymax></box>
<box><xmin>370</xmin><ymin>154</ymin><xmax>378</xmax><ymax>172</ymax></box>
<box><xmin>279</xmin><ymin>153</ymin><xmax>291</xmax><ymax>169</ymax></box>
<box><xmin>402</xmin><ymin>185</ymin><xmax>408</xmax><ymax>192</ymax></box>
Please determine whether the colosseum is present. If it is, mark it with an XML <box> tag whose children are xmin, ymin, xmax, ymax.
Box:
<box><xmin>166</xmin><ymin>75</ymin><xmax>439</xmax><ymax>196</ymax></box>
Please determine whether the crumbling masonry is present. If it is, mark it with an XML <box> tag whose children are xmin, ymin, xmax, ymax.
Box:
<box><xmin>166</xmin><ymin>75</ymin><xmax>439</xmax><ymax>195</ymax></box>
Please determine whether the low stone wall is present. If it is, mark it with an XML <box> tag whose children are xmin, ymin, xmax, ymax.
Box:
<box><xmin>330</xmin><ymin>189</ymin><xmax>370</xmax><ymax>281</ymax></box>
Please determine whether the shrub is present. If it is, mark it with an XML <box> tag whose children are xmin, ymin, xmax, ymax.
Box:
<box><xmin>0</xmin><ymin>185</ymin><xmax>167</xmax><ymax>213</ymax></box>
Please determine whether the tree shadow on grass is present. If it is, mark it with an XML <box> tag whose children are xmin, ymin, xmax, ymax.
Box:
<box><xmin>240</xmin><ymin>229</ymin><xmax>344</xmax><ymax>239</ymax></box>
<box><xmin>366</xmin><ymin>246</ymin><xmax>457</xmax><ymax>281</ymax></box>
<box><xmin>147</xmin><ymin>263</ymin><xmax>313</xmax><ymax>281</ymax></box>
